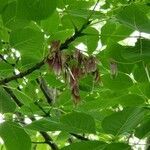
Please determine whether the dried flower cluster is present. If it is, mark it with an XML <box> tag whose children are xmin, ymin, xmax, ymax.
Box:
<box><xmin>47</xmin><ymin>41</ymin><xmax>100</xmax><ymax>104</ymax></box>
<box><xmin>109</xmin><ymin>58</ymin><xmax>118</xmax><ymax>78</ymax></box>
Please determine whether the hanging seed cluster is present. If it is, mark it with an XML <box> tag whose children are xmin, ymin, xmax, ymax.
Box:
<box><xmin>47</xmin><ymin>41</ymin><xmax>100</xmax><ymax>104</ymax></box>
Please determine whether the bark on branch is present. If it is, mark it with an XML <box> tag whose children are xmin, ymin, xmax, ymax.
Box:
<box><xmin>0</xmin><ymin>20</ymin><xmax>92</xmax><ymax>85</ymax></box>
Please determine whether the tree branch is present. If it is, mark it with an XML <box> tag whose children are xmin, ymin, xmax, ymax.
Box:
<box><xmin>0</xmin><ymin>58</ymin><xmax>46</xmax><ymax>85</ymax></box>
<box><xmin>60</xmin><ymin>20</ymin><xmax>91</xmax><ymax>50</ymax></box>
<box><xmin>34</xmin><ymin>101</ymin><xmax>50</xmax><ymax>117</ymax></box>
<box><xmin>3</xmin><ymin>84</ymin><xmax>23</xmax><ymax>107</ymax></box>
<box><xmin>0</xmin><ymin>15</ymin><xmax>93</xmax><ymax>85</ymax></box>
<box><xmin>40</xmin><ymin>131</ymin><xmax>59</xmax><ymax>150</ymax></box>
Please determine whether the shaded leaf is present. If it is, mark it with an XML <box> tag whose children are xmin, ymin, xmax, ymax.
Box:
<box><xmin>121</xmin><ymin>39</ymin><xmax>150</xmax><ymax>62</ymax></box>
<box><xmin>116</xmin><ymin>4</ymin><xmax>150</xmax><ymax>33</ymax></box>
<box><xmin>17</xmin><ymin>0</ymin><xmax>58</xmax><ymax>20</ymax></box>
<box><xmin>26</xmin><ymin>112</ymin><xmax>96</xmax><ymax>134</ymax></box>
<box><xmin>135</xmin><ymin>117</ymin><xmax>150</xmax><ymax>139</ymax></box>
<box><xmin>104</xmin><ymin>143</ymin><xmax>131</xmax><ymax>150</ymax></box>
<box><xmin>41</xmin><ymin>11</ymin><xmax>60</xmax><ymax>34</ymax></box>
<box><xmin>1</xmin><ymin>1</ymin><xmax>30</xmax><ymax>30</ymax></box>
<box><xmin>102</xmin><ymin>107</ymin><xmax>147</xmax><ymax>135</ymax></box>
<box><xmin>61</xmin><ymin>141</ymin><xmax>106</xmax><ymax>150</ymax></box>
<box><xmin>10</xmin><ymin>28</ymin><xmax>44</xmax><ymax>65</ymax></box>
<box><xmin>0</xmin><ymin>87</ymin><xmax>16</xmax><ymax>113</ymax></box>
<box><xmin>101</xmin><ymin>21</ymin><xmax>133</xmax><ymax>45</ymax></box>
<box><xmin>101</xmin><ymin>73</ymin><xmax>133</xmax><ymax>91</ymax></box>
<box><xmin>61</xmin><ymin>141</ymin><xmax>130</xmax><ymax>150</ymax></box>
<box><xmin>61</xmin><ymin>112</ymin><xmax>96</xmax><ymax>133</ymax></box>
<box><xmin>0</xmin><ymin>121</ymin><xmax>31</xmax><ymax>150</ymax></box>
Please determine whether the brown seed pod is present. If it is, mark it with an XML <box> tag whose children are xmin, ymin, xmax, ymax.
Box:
<box><xmin>93</xmin><ymin>69</ymin><xmax>100</xmax><ymax>83</ymax></box>
<box><xmin>71</xmin><ymin>84</ymin><xmax>80</xmax><ymax>105</ymax></box>
<box><xmin>51</xmin><ymin>41</ymin><xmax>61</xmax><ymax>52</ymax></box>
<box><xmin>110</xmin><ymin>58</ymin><xmax>118</xmax><ymax>78</ymax></box>
<box><xmin>52</xmin><ymin>52</ymin><xmax>62</xmax><ymax>75</ymax></box>
<box><xmin>47</xmin><ymin>41</ymin><xmax>63</xmax><ymax>75</ymax></box>
<box><xmin>85</xmin><ymin>56</ymin><xmax>97</xmax><ymax>73</ymax></box>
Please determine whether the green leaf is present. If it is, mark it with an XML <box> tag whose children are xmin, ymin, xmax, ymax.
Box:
<box><xmin>50</xmin><ymin>29</ymin><xmax>74</xmax><ymax>43</ymax></box>
<box><xmin>101</xmin><ymin>73</ymin><xmax>133</xmax><ymax>91</ymax></box>
<box><xmin>44</xmin><ymin>72</ymin><xmax>64</xmax><ymax>88</ymax></box>
<box><xmin>101</xmin><ymin>21</ymin><xmax>133</xmax><ymax>45</ymax></box>
<box><xmin>41</xmin><ymin>11</ymin><xmax>60</xmax><ymax>34</ymax></box>
<box><xmin>135</xmin><ymin>118</ymin><xmax>150</xmax><ymax>139</ymax></box>
<box><xmin>0</xmin><ymin>0</ymin><xmax>9</xmax><ymax>13</ymax></box>
<box><xmin>104</xmin><ymin>143</ymin><xmax>131</xmax><ymax>150</ymax></box>
<box><xmin>61</xmin><ymin>112</ymin><xmax>96</xmax><ymax>133</ymax></box>
<box><xmin>78</xmin><ymin>93</ymin><xmax>145</xmax><ymax>112</ymax></box>
<box><xmin>17</xmin><ymin>0</ymin><xmax>58</xmax><ymax>20</ymax></box>
<box><xmin>61</xmin><ymin>15</ymin><xmax>86</xmax><ymax>30</ymax></box>
<box><xmin>79</xmin><ymin>75</ymin><xmax>93</xmax><ymax>92</ymax></box>
<box><xmin>59</xmin><ymin>0</ymin><xmax>94</xmax><ymax>10</ymax></box>
<box><xmin>102</xmin><ymin>107</ymin><xmax>147</xmax><ymax>135</ymax></box>
<box><xmin>10</xmin><ymin>28</ymin><xmax>44</xmax><ymax>65</ymax></box>
<box><xmin>25</xmin><ymin>118</ymin><xmax>64</xmax><ymax>131</ymax></box>
<box><xmin>26</xmin><ymin>112</ymin><xmax>96</xmax><ymax>134</ymax></box>
<box><xmin>0</xmin><ymin>87</ymin><xmax>16</xmax><ymax>113</ymax></box>
<box><xmin>56</xmin><ymin>89</ymin><xmax>72</xmax><ymax>107</ymax></box>
<box><xmin>110</xmin><ymin>94</ymin><xmax>145</xmax><ymax>107</ymax></box>
<box><xmin>121</xmin><ymin>39</ymin><xmax>150</xmax><ymax>62</ymax></box>
<box><xmin>66</xmin><ymin>9</ymin><xmax>105</xmax><ymax>20</ymax></box>
<box><xmin>12</xmin><ymin>89</ymin><xmax>33</xmax><ymax>106</ymax></box>
<box><xmin>1</xmin><ymin>1</ymin><xmax>150</xmax><ymax>148</ymax></box>
<box><xmin>130</xmin><ymin>83</ymin><xmax>150</xmax><ymax>99</ymax></box>
<box><xmin>0</xmin><ymin>121</ymin><xmax>31</xmax><ymax>150</ymax></box>
<box><xmin>18</xmin><ymin>103</ymin><xmax>41</xmax><ymax>116</ymax></box>
<box><xmin>61</xmin><ymin>141</ymin><xmax>130</xmax><ymax>150</ymax></box>
<box><xmin>99</xmin><ymin>43</ymin><xmax>134</xmax><ymax>74</ymax></box>
<box><xmin>56</xmin><ymin>131</ymin><xmax>70</xmax><ymax>143</ymax></box>
<box><xmin>132</xmin><ymin>63</ymin><xmax>148</xmax><ymax>83</ymax></box>
<box><xmin>76</xmin><ymin>27</ymin><xmax>99</xmax><ymax>54</ymax></box>
<box><xmin>61</xmin><ymin>141</ymin><xmax>106</xmax><ymax>150</ymax></box>
<box><xmin>1</xmin><ymin>1</ymin><xmax>30</xmax><ymax>30</ymax></box>
<box><xmin>91</xmin><ymin>93</ymin><xmax>145</xmax><ymax>108</ymax></box>
<box><xmin>0</xmin><ymin>62</ymin><xmax>13</xmax><ymax>77</ymax></box>
<box><xmin>116</xmin><ymin>4</ymin><xmax>150</xmax><ymax>33</ymax></box>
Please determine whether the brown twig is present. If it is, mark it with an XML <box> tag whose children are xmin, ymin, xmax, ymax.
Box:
<box><xmin>36</xmin><ymin>77</ymin><xmax>53</xmax><ymax>105</ymax></box>
<box><xmin>0</xmin><ymin>58</ymin><xmax>46</xmax><ymax>85</ymax></box>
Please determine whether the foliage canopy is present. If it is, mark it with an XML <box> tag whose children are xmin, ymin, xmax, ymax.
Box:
<box><xmin>0</xmin><ymin>0</ymin><xmax>150</xmax><ymax>150</ymax></box>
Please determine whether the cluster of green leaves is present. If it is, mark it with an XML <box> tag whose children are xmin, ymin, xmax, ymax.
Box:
<box><xmin>0</xmin><ymin>0</ymin><xmax>150</xmax><ymax>150</ymax></box>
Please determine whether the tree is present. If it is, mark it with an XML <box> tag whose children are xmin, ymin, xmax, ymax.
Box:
<box><xmin>0</xmin><ymin>0</ymin><xmax>150</xmax><ymax>150</ymax></box>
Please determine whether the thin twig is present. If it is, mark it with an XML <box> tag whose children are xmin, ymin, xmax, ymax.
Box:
<box><xmin>3</xmin><ymin>84</ymin><xmax>23</xmax><ymax>107</ymax></box>
<box><xmin>34</xmin><ymin>101</ymin><xmax>50</xmax><ymax>117</ymax></box>
<box><xmin>60</xmin><ymin>0</ymin><xmax>100</xmax><ymax>50</ymax></box>
<box><xmin>40</xmin><ymin>131</ymin><xmax>59</xmax><ymax>150</ymax></box>
<box><xmin>0</xmin><ymin>54</ymin><xmax>15</xmax><ymax>67</ymax></box>
<box><xmin>36</xmin><ymin>77</ymin><xmax>53</xmax><ymax>105</ymax></box>
<box><xmin>0</xmin><ymin>57</ymin><xmax>46</xmax><ymax>85</ymax></box>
